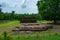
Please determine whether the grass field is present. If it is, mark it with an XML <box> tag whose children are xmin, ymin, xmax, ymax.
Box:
<box><xmin>37</xmin><ymin>20</ymin><xmax>53</xmax><ymax>23</ymax></box>
<box><xmin>0</xmin><ymin>20</ymin><xmax>20</xmax><ymax>27</ymax></box>
<box><xmin>0</xmin><ymin>20</ymin><xmax>20</xmax><ymax>35</ymax></box>
<box><xmin>0</xmin><ymin>20</ymin><xmax>60</xmax><ymax>40</ymax></box>
<box><xmin>0</xmin><ymin>32</ymin><xmax>60</xmax><ymax>40</ymax></box>
<box><xmin>11</xmin><ymin>32</ymin><xmax>60</xmax><ymax>40</ymax></box>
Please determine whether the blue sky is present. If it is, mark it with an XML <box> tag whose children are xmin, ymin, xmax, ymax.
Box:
<box><xmin>0</xmin><ymin>0</ymin><xmax>38</xmax><ymax>14</ymax></box>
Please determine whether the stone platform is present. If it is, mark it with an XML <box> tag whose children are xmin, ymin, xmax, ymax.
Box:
<box><xmin>12</xmin><ymin>23</ymin><xmax>52</xmax><ymax>33</ymax></box>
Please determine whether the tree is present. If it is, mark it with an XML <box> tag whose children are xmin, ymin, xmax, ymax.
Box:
<box><xmin>36</xmin><ymin>14</ymin><xmax>42</xmax><ymax>21</ymax></box>
<box><xmin>10</xmin><ymin>11</ymin><xmax>15</xmax><ymax>20</ymax></box>
<box><xmin>0</xmin><ymin>5</ymin><xmax>4</xmax><ymax>20</ymax></box>
<box><xmin>37</xmin><ymin>0</ymin><xmax>60</xmax><ymax>23</ymax></box>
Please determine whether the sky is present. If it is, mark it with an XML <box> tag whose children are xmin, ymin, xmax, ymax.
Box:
<box><xmin>0</xmin><ymin>0</ymin><xmax>38</xmax><ymax>14</ymax></box>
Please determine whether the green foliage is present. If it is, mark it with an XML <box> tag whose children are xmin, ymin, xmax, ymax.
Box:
<box><xmin>36</xmin><ymin>14</ymin><xmax>42</xmax><ymax>21</ymax></box>
<box><xmin>0</xmin><ymin>32</ymin><xmax>60</xmax><ymax>40</ymax></box>
<box><xmin>0</xmin><ymin>12</ymin><xmax>42</xmax><ymax>21</ymax></box>
<box><xmin>3</xmin><ymin>32</ymin><xmax>8</xmax><ymax>40</ymax></box>
<box><xmin>37</xmin><ymin>0</ymin><xmax>60</xmax><ymax>23</ymax></box>
<box><xmin>2</xmin><ymin>32</ymin><xmax>11</xmax><ymax>40</ymax></box>
<box><xmin>0</xmin><ymin>10</ymin><xmax>4</xmax><ymax>20</ymax></box>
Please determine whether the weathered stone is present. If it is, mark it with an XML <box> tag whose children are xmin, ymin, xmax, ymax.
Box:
<box><xmin>12</xmin><ymin>23</ymin><xmax>52</xmax><ymax>34</ymax></box>
<box><xmin>20</xmin><ymin>16</ymin><xmax>36</xmax><ymax>23</ymax></box>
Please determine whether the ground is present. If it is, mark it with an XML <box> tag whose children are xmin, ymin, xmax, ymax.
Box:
<box><xmin>0</xmin><ymin>20</ymin><xmax>20</xmax><ymax>34</ymax></box>
<box><xmin>0</xmin><ymin>20</ymin><xmax>60</xmax><ymax>40</ymax></box>
<box><xmin>0</xmin><ymin>20</ymin><xmax>60</xmax><ymax>34</ymax></box>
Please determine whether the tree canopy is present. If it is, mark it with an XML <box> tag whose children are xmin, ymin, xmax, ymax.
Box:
<box><xmin>37</xmin><ymin>0</ymin><xmax>60</xmax><ymax>23</ymax></box>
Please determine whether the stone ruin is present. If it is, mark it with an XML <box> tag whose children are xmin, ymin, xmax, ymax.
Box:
<box><xmin>20</xmin><ymin>16</ymin><xmax>37</xmax><ymax>23</ymax></box>
<box><xmin>12</xmin><ymin>16</ymin><xmax>53</xmax><ymax>33</ymax></box>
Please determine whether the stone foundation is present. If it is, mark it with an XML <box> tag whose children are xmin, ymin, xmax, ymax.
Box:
<box><xmin>12</xmin><ymin>23</ymin><xmax>52</xmax><ymax>33</ymax></box>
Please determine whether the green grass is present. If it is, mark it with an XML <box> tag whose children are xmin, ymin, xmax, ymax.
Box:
<box><xmin>0</xmin><ymin>20</ymin><xmax>20</xmax><ymax>27</ymax></box>
<box><xmin>0</xmin><ymin>32</ymin><xmax>60</xmax><ymax>40</ymax></box>
<box><xmin>0</xmin><ymin>20</ymin><xmax>20</xmax><ymax>35</ymax></box>
<box><xmin>37</xmin><ymin>20</ymin><xmax>53</xmax><ymax>23</ymax></box>
<box><xmin>10</xmin><ymin>32</ymin><xmax>60</xmax><ymax>40</ymax></box>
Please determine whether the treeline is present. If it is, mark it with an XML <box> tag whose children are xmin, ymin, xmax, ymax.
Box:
<box><xmin>0</xmin><ymin>10</ymin><xmax>42</xmax><ymax>20</ymax></box>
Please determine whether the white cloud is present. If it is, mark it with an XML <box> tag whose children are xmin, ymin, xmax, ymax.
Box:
<box><xmin>0</xmin><ymin>0</ymin><xmax>38</xmax><ymax>14</ymax></box>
